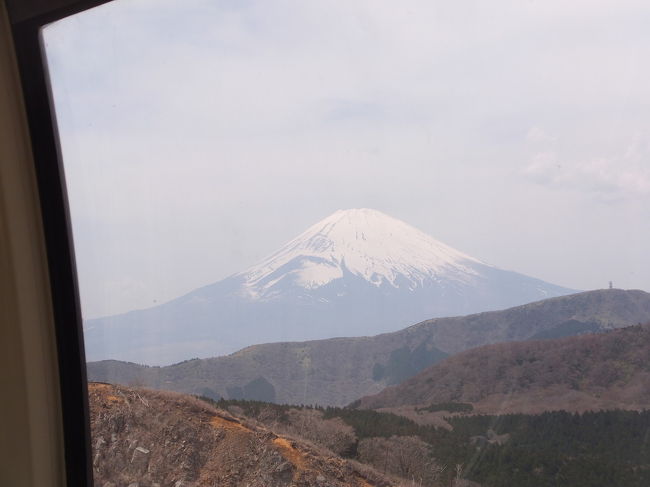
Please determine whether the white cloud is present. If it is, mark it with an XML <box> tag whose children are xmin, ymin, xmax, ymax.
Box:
<box><xmin>523</xmin><ymin>136</ymin><xmax>650</xmax><ymax>198</ymax></box>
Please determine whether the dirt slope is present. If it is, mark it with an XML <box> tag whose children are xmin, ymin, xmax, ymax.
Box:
<box><xmin>89</xmin><ymin>383</ymin><xmax>393</xmax><ymax>487</ymax></box>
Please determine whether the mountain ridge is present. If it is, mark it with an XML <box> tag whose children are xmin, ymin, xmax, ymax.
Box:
<box><xmin>84</xmin><ymin>208</ymin><xmax>576</xmax><ymax>365</ymax></box>
<box><xmin>87</xmin><ymin>289</ymin><xmax>650</xmax><ymax>406</ymax></box>
<box><xmin>354</xmin><ymin>321</ymin><xmax>650</xmax><ymax>414</ymax></box>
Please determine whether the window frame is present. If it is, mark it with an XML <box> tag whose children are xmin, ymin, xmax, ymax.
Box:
<box><xmin>7</xmin><ymin>1</ymin><xmax>114</xmax><ymax>485</ymax></box>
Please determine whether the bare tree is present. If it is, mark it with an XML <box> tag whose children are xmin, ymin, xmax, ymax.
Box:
<box><xmin>358</xmin><ymin>436</ymin><xmax>442</xmax><ymax>486</ymax></box>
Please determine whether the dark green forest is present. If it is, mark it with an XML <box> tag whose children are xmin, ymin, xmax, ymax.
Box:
<box><xmin>205</xmin><ymin>397</ymin><xmax>650</xmax><ymax>487</ymax></box>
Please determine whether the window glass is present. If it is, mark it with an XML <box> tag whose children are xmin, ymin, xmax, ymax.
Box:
<box><xmin>44</xmin><ymin>1</ymin><xmax>650</xmax><ymax>486</ymax></box>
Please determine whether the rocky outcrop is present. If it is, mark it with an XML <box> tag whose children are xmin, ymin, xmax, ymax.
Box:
<box><xmin>89</xmin><ymin>383</ymin><xmax>394</xmax><ymax>487</ymax></box>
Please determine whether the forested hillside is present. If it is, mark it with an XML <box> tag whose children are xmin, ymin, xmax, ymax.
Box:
<box><xmin>356</xmin><ymin>322</ymin><xmax>650</xmax><ymax>413</ymax></box>
<box><xmin>214</xmin><ymin>398</ymin><xmax>650</xmax><ymax>487</ymax></box>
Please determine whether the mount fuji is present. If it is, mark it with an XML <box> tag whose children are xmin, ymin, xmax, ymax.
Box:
<box><xmin>84</xmin><ymin>208</ymin><xmax>576</xmax><ymax>364</ymax></box>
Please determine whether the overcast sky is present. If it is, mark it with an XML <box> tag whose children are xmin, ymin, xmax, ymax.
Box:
<box><xmin>44</xmin><ymin>0</ymin><xmax>650</xmax><ymax>319</ymax></box>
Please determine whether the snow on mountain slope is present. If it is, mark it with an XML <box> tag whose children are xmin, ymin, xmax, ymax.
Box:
<box><xmin>240</xmin><ymin>209</ymin><xmax>486</xmax><ymax>299</ymax></box>
<box><xmin>83</xmin><ymin>209</ymin><xmax>578</xmax><ymax>365</ymax></box>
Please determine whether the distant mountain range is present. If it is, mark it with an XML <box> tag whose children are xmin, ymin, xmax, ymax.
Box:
<box><xmin>354</xmin><ymin>321</ymin><xmax>650</xmax><ymax>415</ymax></box>
<box><xmin>87</xmin><ymin>289</ymin><xmax>650</xmax><ymax>406</ymax></box>
<box><xmin>84</xmin><ymin>208</ymin><xmax>575</xmax><ymax>364</ymax></box>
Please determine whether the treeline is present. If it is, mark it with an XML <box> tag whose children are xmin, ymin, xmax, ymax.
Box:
<box><xmin>204</xmin><ymin>397</ymin><xmax>650</xmax><ymax>487</ymax></box>
<box><xmin>416</xmin><ymin>402</ymin><xmax>474</xmax><ymax>413</ymax></box>
<box><xmin>455</xmin><ymin>410</ymin><xmax>650</xmax><ymax>487</ymax></box>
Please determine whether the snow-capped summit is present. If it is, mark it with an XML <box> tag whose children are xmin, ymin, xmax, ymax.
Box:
<box><xmin>84</xmin><ymin>209</ymin><xmax>577</xmax><ymax>365</ymax></box>
<box><xmin>241</xmin><ymin>209</ymin><xmax>485</xmax><ymax>298</ymax></box>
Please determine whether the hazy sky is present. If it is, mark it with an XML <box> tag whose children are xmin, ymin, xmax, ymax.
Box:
<box><xmin>44</xmin><ymin>0</ymin><xmax>650</xmax><ymax>318</ymax></box>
